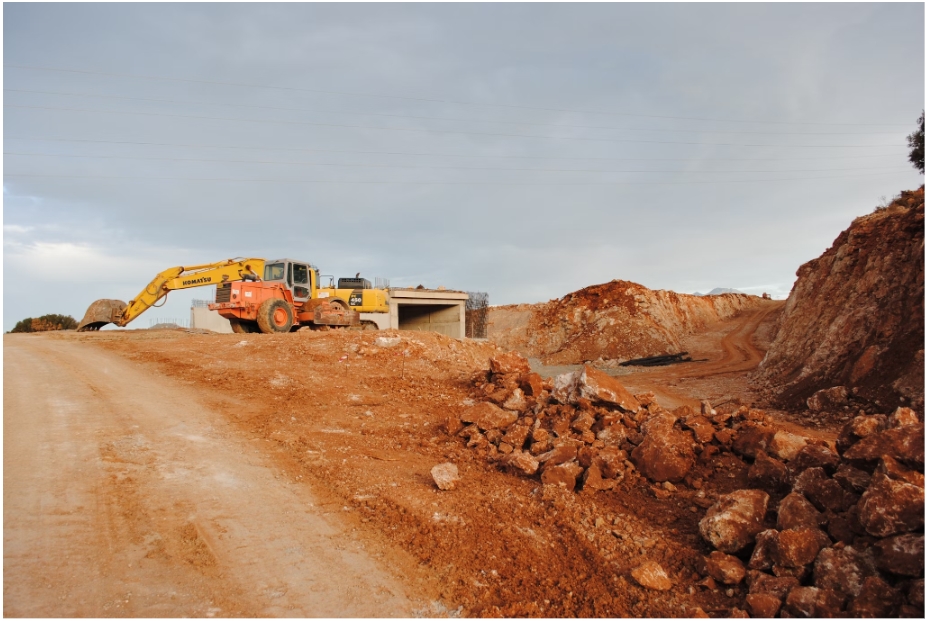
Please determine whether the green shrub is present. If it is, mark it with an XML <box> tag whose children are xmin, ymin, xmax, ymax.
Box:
<box><xmin>9</xmin><ymin>314</ymin><xmax>79</xmax><ymax>333</ymax></box>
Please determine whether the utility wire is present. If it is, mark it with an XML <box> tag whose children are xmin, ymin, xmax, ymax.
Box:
<box><xmin>4</xmin><ymin>137</ymin><xmax>903</xmax><ymax>162</ymax></box>
<box><xmin>4</xmin><ymin>63</ymin><xmax>913</xmax><ymax>127</ymax></box>
<box><xmin>4</xmin><ymin>170</ymin><xmax>911</xmax><ymax>185</ymax></box>
<box><xmin>3</xmin><ymin>151</ymin><xmax>908</xmax><ymax>174</ymax></box>
<box><xmin>4</xmin><ymin>103</ymin><xmax>905</xmax><ymax>149</ymax></box>
<box><xmin>2</xmin><ymin>88</ymin><xmax>906</xmax><ymax>137</ymax></box>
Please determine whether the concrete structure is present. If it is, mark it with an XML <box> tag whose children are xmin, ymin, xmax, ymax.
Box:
<box><xmin>386</xmin><ymin>289</ymin><xmax>468</xmax><ymax>339</ymax></box>
<box><xmin>189</xmin><ymin>289</ymin><xmax>468</xmax><ymax>338</ymax></box>
<box><xmin>190</xmin><ymin>307</ymin><xmax>233</xmax><ymax>333</ymax></box>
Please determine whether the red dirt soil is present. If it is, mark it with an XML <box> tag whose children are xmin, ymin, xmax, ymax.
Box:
<box><xmin>45</xmin><ymin>318</ymin><xmax>807</xmax><ymax>617</ymax></box>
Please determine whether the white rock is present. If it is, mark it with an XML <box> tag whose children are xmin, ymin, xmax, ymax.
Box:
<box><xmin>431</xmin><ymin>463</ymin><xmax>460</xmax><ymax>491</ymax></box>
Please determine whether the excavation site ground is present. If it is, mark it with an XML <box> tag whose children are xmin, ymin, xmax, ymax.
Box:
<box><xmin>9</xmin><ymin>300</ymin><xmax>907</xmax><ymax>619</ymax></box>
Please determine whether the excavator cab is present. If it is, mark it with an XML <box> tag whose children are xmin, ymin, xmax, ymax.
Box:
<box><xmin>261</xmin><ymin>259</ymin><xmax>317</xmax><ymax>304</ymax></box>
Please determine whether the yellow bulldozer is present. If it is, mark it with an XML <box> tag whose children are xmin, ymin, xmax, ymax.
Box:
<box><xmin>77</xmin><ymin>257</ymin><xmax>389</xmax><ymax>333</ymax></box>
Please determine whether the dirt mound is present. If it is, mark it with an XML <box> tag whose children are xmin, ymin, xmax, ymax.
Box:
<box><xmin>758</xmin><ymin>188</ymin><xmax>925</xmax><ymax>412</ymax></box>
<box><xmin>488</xmin><ymin>280</ymin><xmax>766</xmax><ymax>365</ymax></box>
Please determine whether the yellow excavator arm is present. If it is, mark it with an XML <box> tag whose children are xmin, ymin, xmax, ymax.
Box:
<box><xmin>77</xmin><ymin>258</ymin><xmax>265</xmax><ymax>331</ymax></box>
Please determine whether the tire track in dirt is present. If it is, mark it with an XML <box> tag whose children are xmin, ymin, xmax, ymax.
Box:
<box><xmin>3</xmin><ymin>335</ymin><xmax>426</xmax><ymax>617</ymax></box>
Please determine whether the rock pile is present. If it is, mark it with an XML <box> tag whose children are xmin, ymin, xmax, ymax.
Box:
<box><xmin>450</xmin><ymin>352</ymin><xmax>924</xmax><ymax>616</ymax></box>
<box><xmin>452</xmin><ymin>352</ymin><xmax>790</xmax><ymax>493</ymax></box>
<box><xmin>697</xmin><ymin>408</ymin><xmax>924</xmax><ymax>617</ymax></box>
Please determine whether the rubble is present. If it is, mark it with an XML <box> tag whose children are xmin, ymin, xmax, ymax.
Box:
<box><xmin>446</xmin><ymin>350</ymin><xmax>925</xmax><ymax>618</ymax></box>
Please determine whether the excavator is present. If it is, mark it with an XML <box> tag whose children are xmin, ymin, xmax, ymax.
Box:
<box><xmin>77</xmin><ymin>257</ymin><xmax>388</xmax><ymax>333</ymax></box>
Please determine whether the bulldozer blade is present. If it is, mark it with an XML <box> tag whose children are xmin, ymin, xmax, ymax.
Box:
<box><xmin>77</xmin><ymin>299</ymin><xmax>128</xmax><ymax>331</ymax></box>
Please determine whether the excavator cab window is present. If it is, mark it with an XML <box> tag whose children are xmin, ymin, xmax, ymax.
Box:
<box><xmin>292</xmin><ymin>263</ymin><xmax>310</xmax><ymax>300</ymax></box>
<box><xmin>264</xmin><ymin>263</ymin><xmax>285</xmax><ymax>282</ymax></box>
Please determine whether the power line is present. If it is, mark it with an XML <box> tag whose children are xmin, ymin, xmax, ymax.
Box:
<box><xmin>4</xmin><ymin>62</ymin><xmax>914</xmax><ymax>128</ymax></box>
<box><xmin>3</xmin><ymin>151</ymin><xmax>908</xmax><ymax>174</ymax></box>
<box><xmin>4</xmin><ymin>103</ymin><xmax>905</xmax><ymax>149</ymax></box>
<box><xmin>4</xmin><ymin>136</ymin><xmax>903</xmax><ymax>162</ymax></box>
<box><xmin>4</xmin><ymin>170</ymin><xmax>911</xmax><ymax>186</ymax></box>
<box><xmin>2</xmin><ymin>88</ymin><xmax>906</xmax><ymax>137</ymax></box>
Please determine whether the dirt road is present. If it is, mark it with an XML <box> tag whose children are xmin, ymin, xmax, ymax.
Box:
<box><xmin>3</xmin><ymin>335</ymin><xmax>424</xmax><ymax>617</ymax></box>
<box><xmin>614</xmin><ymin>302</ymin><xmax>784</xmax><ymax>407</ymax></box>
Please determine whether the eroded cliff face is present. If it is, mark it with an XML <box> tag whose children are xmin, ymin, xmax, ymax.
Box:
<box><xmin>758</xmin><ymin>187</ymin><xmax>925</xmax><ymax>411</ymax></box>
<box><xmin>488</xmin><ymin>280</ymin><xmax>765</xmax><ymax>365</ymax></box>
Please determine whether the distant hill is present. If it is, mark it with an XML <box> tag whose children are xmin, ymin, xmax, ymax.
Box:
<box><xmin>693</xmin><ymin>287</ymin><xmax>745</xmax><ymax>296</ymax></box>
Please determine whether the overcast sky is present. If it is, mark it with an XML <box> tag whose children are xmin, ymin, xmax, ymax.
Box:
<box><xmin>3</xmin><ymin>3</ymin><xmax>924</xmax><ymax>331</ymax></box>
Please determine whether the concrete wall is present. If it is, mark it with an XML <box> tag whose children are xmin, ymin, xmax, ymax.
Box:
<box><xmin>359</xmin><ymin>312</ymin><xmax>391</xmax><ymax>330</ymax></box>
<box><xmin>190</xmin><ymin>308</ymin><xmax>233</xmax><ymax>333</ymax></box>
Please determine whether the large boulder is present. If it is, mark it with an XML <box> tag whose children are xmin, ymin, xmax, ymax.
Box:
<box><xmin>551</xmin><ymin>365</ymin><xmax>639</xmax><ymax>412</ymax></box>
<box><xmin>460</xmin><ymin>402</ymin><xmax>518</xmax><ymax>431</ymax></box>
<box><xmin>489</xmin><ymin>352</ymin><xmax>531</xmax><ymax>375</ymax></box>
<box><xmin>704</xmin><ymin>551</ymin><xmax>746</xmax><ymax>585</ymax></box>
<box><xmin>813</xmin><ymin>545</ymin><xmax>877</xmax><ymax>598</ymax></box>
<box><xmin>793</xmin><ymin>467</ymin><xmax>857</xmax><ymax>513</ymax></box>
<box><xmin>540</xmin><ymin>460</ymin><xmax>583</xmax><ymax>491</ymax></box>
<box><xmin>806</xmin><ymin>386</ymin><xmax>848</xmax><ymax>412</ymax></box>
<box><xmin>748</xmin><ymin>452</ymin><xmax>789</xmax><ymax>493</ymax></box>
<box><xmin>833</xmin><ymin>463</ymin><xmax>872</xmax><ymax>493</ymax></box>
<box><xmin>504</xmin><ymin>451</ymin><xmax>539</xmax><ymax>476</ymax></box>
<box><xmin>769</xmin><ymin>431</ymin><xmax>809</xmax><ymax>461</ymax></box>
<box><xmin>871</xmin><ymin>533</ymin><xmax>924</xmax><ymax>577</ymax></box>
<box><xmin>631</xmin><ymin>417</ymin><xmax>695</xmax><ymax>483</ymax></box>
<box><xmin>732</xmin><ymin>423</ymin><xmax>777</xmax><ymax>459</ymax></box>
<box><xmin>837</xmin><ymin>415</ymin><xmax>889</xmax><ymax>454</ymax></box>
<box><xmin>699</xmin><ymin>489</ymin><xmax>770</xmax><ymax>553</ymax></box>
<box><xmin>748</xmin><ymin>529</ymin><xmax>779</xmax><ymax>571</ymax></box>
<box><xmin>846</xmin><ymin>576</ymin><xmax>901</xmax><ymax>617</ymax></box>
<box><xmin>857</xmin><ymin>474</ymin><xmax>924</xmax><ymax>537</ymax></box>
<box><xmin>777</xmin><ymin>492</ymin><xmax>827</xmax><ymax>531</ymax></box>
<box><xmin>843</xmin><ymin>424</ymin><xmax>925</xmax><ymax>469</ymax></box>
<box><xmin>783</xmin><ymin>586</ymin><xmax>844</xmax><ymax>618</ymax></box>
<box><xmin>788</xmin><ymin>444</ymin><xmax>841</xmax><ymax>476</ymax></box>
<box><xmin>774</xmin><ymin>528</ymin><xmax>829</xmax><ymax>568</ymax></box>
<box><xmin>747</xmin><ymin>571</ymin><xmax>800</xmax><ymax>600</ymax></box>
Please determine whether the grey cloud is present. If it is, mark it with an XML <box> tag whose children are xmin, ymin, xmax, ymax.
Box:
<box><xmin>3</xmin><ymin>3</ymin><xmax>924</xmax><ymax>330</ymax></box>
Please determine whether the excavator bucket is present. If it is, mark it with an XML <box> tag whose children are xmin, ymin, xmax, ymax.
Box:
<box><xmin>76</xmin><ymin>299</ymin><xmax>128</xmax><ymax>331</ymax></box>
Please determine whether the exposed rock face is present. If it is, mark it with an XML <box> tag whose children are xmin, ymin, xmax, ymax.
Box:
<box><xmin>487</xmin><ymin>279</ymin><xmax>768</xmax><ymax>365</ymax></box>
<box><xmin>758</xmin><ymin>187</ymin><xmax>925</xmax><ymax>410</ymax></box>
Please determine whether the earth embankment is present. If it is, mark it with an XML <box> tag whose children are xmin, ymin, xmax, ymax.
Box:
<box><xmin>757</xmin><ymin>187</ymin><xmax>925</xmax><ymax>412</ymax></box>
<box><xmin>488</xmin><ymin>280</ymin><xmax>769</xmax><ymax>365</ymax></box>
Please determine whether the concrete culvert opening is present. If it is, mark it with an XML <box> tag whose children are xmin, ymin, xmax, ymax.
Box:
<box><xmin>397</xmin><ymin>304</ymin><xmax>460</xmax><ymax>338</ymax></box>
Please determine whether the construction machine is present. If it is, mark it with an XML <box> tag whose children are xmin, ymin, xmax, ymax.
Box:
<box><xmin>211</xmin><ymin>258</ymin><xmax>387</xmax><ymax>333</ymax></box>
<box><xmin>77</xmin><ymin>257</ymin><xmax>389</xmax><ymax>333</ymax></box>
